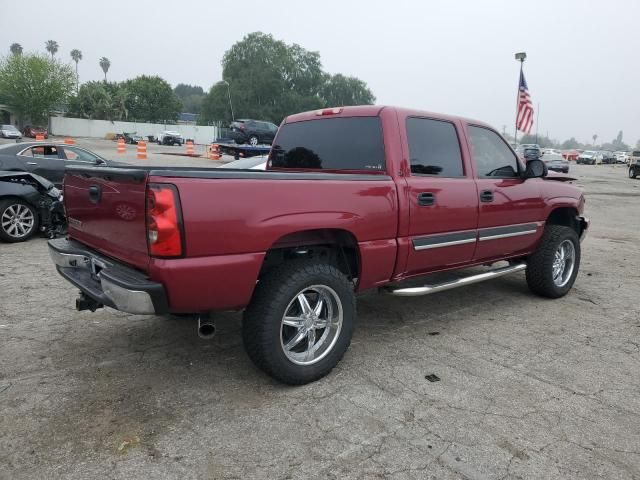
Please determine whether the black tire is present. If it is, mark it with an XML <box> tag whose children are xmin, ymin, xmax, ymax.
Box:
<box><xmin>242</xmin><ymin>260</ymin><xmax>356</xmax><ymax>385</ymax></box>
<box><xmin>526</xmin><ymin>225</ymin><xmax>580</xmax><ymax>298</ymax></box>
<box><xmin>0</xmin><ymin>199</ymin><xmax>38</xmax><ymax>243</ymax></box>
<box><xmin>630</xmin><ymin>167</ymin><xmax>637</xmax><ymax>179</ymax></box>
<box><xmin>248</xmin><ymin>135</ymin><xmax>259</xmax><ymax>146</ymax></box>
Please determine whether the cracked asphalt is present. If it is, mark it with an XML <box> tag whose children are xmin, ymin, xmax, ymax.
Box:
<box><xmin>1</xmin><ymin>163</ymin><xmax>639</xmax><ymax>479</ymax></box>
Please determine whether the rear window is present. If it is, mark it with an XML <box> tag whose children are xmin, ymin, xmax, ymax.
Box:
<box><xmin>270</xmin><ymin>117</ymin><xmax>385</xmax><ymax>171</ymax></box>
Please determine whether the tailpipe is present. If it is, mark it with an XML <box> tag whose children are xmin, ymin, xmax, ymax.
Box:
<box><xmin>197</xmin><ymin>315</ymin><xmax>216</xmax><ymax>340</ymax></box>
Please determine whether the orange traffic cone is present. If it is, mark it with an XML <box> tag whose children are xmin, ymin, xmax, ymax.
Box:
<box><xmin>64</xmin><ymin>138</ymin><xmax>75</xmax><ymax>145</ymax></box>
<box><xmin>186</xmin><ymin>140</ymin><xmax>194</xmax><ymax>156</ymax></box>
<box><xmin>35</xmin><ymin>134</ymin><xmax>44</xmax><ymax>141</ymax></box>
<box><xmin>117</xmin><ymin>138</ymin><xmax>126</xmax><ymax>154</ymax></box>
<box><xmin>137</xmin><ymin>141</ymin><xmax>147</xmax><ymax>160</ymax></box>
<box><xmin>209</xmin><ymin>143</ymin><xmax>221</xmax><ymax>160</ymax></box>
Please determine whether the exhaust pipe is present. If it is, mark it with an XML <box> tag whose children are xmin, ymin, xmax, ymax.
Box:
<box><xmin>197</xmin><ymin>314</ymin><xmax>216</xmax><ymax>340</ymax></box>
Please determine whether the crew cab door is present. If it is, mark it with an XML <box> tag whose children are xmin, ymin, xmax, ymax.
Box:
<box><xmin>403</xmin><ymin>117</ymin><xmax>479</xmax><ymax>275</ymax></box>
<box><xmin>465</xmin><ymin>125</ymin><xmax>545</xmax><ymax>262</ymax></box>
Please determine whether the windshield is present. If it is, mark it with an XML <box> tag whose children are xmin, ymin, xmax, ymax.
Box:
<box><xmin>1</xmin><ymin>125</ymin><xmax>18</xmax><ymax>130</ymax></box>
<box><xmin>271</xmin><ymin>117</ymin><xmax>385</xmax><ymax>171</ymax></box>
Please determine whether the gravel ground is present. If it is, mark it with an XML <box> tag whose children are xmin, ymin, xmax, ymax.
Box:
<box><xmin>0</xmin><ymin>162</ymin><xmax>639</xmax><ymax>479</ymax></box>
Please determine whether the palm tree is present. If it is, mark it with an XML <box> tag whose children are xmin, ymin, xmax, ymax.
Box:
<box><xmin>9</xmin><ymin>43</ymin><xmax>22</xmax><ymax>55</ymax></box>
<box><xmin>45</xmin><ymin>40</ymin><xmax>59</xmax><ymax>59</ymax></box>
<box><xmin>99</xmin><ymin>57</ymin><xmax>110</xmax><ymax>81</ymax></box>
<box><xmin>70</xmin><ymin>49</ymin><xmax>82</xmax><ymax>91</ymax></box>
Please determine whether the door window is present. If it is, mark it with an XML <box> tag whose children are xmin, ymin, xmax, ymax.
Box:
<box><xmin>64</xmin><ymin>146</ymin><xmax>100</xmax><ymax>163</ymax></box>
<box><xmin>468</xmin><ymin>126</ymin><xmax>520</xmax><ymax>178</ymax></box>
<box><xmin>406</xmin><ymin>118</ymin><xmax>464</xmax><ymax>176</ymax></box>
<box><xmin>28</xmin><ymin>146</ymin><xmax>60</xmax><ymax>159</ymax></box>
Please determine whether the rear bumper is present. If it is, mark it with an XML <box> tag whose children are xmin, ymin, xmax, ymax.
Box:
<box><xmin>48</xmin><ymin>238</ymin><xmax>168</xmax><ymax>315</ymax></box>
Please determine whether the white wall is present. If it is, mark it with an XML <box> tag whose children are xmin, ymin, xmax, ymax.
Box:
<box><xmin>50</xmin><ymin>117</ymin><xmax>220</xmax><ymax>145</ymax></box>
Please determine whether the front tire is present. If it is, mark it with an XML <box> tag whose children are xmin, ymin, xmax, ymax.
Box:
<box><xmin>242</xmin><ymin>260</ymin><xmax>355</xmax><ymax>385</ymax></box>
<box><xmin>248</xmin><ymin>135</ymin><xmax>259</xmax><ymax>146</ymax></box>
<box><xmin>0</xmin><ymin>199</ymin><xmax>38</xmax><ymax>243</ymax></box>
<box><xmin>630</xmin><ymin>167</ymin><xmax>637</xmax><ymax>179</ymax></box>
<box><xmin>526</xmin><ymin>225</ymin><xmax>580</xmax><ymax>298</ymax></box>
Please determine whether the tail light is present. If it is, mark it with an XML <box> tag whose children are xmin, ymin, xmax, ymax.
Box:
<box><xmin>315</xmin><ymin>107</ymin><xmax>342</xmax><ymax>116</ymax></box>
<box><xmin>146</xmin><ymin>183</ymin><xmax>184</xmax><ymax>257</ymax></box>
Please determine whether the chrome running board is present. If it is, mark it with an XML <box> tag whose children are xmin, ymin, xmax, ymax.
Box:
<box><xmin>385</xmin><ymin>263</ymin><xmax>527</xmax><ymax>297</ymax></box>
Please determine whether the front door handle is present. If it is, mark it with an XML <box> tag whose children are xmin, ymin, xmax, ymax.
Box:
<box><xmin>26</xmin><ymin>162</ymin><xmax>38</xmax><ymax>165</ymax></box>
<box><xmin>417</xmin><ymin>192</ymin><xmax>435</xmax><ymax>206</ymax></box>
<box><xmin>480</xmin><ymin>190</ymin><xmax>494</xmax><ymax>202</ymax></box>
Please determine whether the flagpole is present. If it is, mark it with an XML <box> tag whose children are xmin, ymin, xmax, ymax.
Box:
<box><xmin>514</xmin><ymin>52</ymin><xmax>527</xmax><ymax>145</ymax></box>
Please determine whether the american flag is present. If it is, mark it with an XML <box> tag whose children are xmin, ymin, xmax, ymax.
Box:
<box><xmin>516</xmin><ymin>70</ymin><xmax>534</xmax><ymax>134</ymax></box>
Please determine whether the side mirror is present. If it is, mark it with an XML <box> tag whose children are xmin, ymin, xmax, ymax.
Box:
<box><xmin>524</xmin><ymin>159</ymin><xmax>547</xmax><ymax>179</ymax></box>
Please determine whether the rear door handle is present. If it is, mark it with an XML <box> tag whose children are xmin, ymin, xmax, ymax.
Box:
<box><xmin>417</xmin><ymin>192</ymin><xmax>435</xmax><ymax>206</ymax></box>
<box><xmin>480</xmin><ymin>190</ymin><xmax>494</xmax><ymax>202</ymax></box>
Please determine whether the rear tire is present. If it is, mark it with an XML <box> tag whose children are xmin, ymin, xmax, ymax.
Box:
<box><xmin>526</xmin><ymin>225</ymin><xmax>580</xmax><ymax>298</ymax></box>
<box><xmin>242</xmin><ymin>260</ymin><xmax>355</xmax><ymax>385</ymax></box>
<box><xmin>0</xmin><ymin>199</ymin><xmax>38</xmax><ymax>243</ymax></box>
<box><xmin>248</xmin><ymin>135</ymin><xmax>259</xmax><ymax>146</ymax></box>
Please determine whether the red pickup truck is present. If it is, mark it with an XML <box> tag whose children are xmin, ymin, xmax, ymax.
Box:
<box><xmin>49</xmin><ymin>105</ymin><xmax>588</xmax><ymax>384</ymax></box>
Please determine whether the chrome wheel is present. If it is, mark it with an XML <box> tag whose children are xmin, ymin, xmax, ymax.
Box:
<box><xmin>1</xmin><ymin>203</ymin><xmax>35</xmax><ymax>239</ymax></box>
<box><xmin>280</xmin><ymin>285</ymin><xmax>343</xmax><ymax>366</ymax></box>
<box><xmin>249</xmin><ymin>136</ymin><xmax>259</xmax><ymax>146</ymax></box>
<box><xmin>552</xmin><ymin>239</ymin><xmax>575</xmax><ymax>287</ymax></box>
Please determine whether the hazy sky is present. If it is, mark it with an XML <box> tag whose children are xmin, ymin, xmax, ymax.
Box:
<box><xmin>1</xmin><ymin>0</ymin><xmax>638</xmax><ymax>145</ymax></box>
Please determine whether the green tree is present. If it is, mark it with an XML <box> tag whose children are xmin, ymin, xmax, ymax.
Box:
<box><xmin>67</xmin><ymin>81</ymin><xmax>128</xmax><ymax>121</ymax></box>
<box><xmin>99</xmin><ymin>57</ymin><xmax>110</xmax><ymax>81</ymax></box>
<box><xmin>201</xmin><ymin>32</ymin><xmax>374</xmax><ymax>123</ymax></box>
<box><xmin>174</xmin><ymin>84</ymin><xmax>204</xmax><ymax>114</ymax></box>
<box><xmin>592</xmin><ymin>134</ymin><xmax>598</xmax><ymax>146</ymax></box>
<box><xmin>561</xmin><ymin>137</ymin><xmax>580</xmax><ymax>149</ymax></box>
<box><xmin>9</xmin><ymin>43</ymin><xmax>22</xmax><ymax>56</ymax></box>
<box><xmin>45</xmin><ymin>40</ymin><xmax>59</xmax><ymax>59</ymax></box>
<box><xmin>0</xmin><ymin>53</ymin><xmax>74</xmax><ymax>124</ymax></box>
<box><xmin>70</xmin><ymin>49</ymin><xmax>82</xmax><ymax>92</ymax></box>
<box><xmin>124</xmin><ymin>75</ymin><xmax>181</xmax><ymax>122</ymax></box>
<box><xmin>322</xmin><ymin>73</ymin><xmax>375</xmax><ymax>106</ymax></box>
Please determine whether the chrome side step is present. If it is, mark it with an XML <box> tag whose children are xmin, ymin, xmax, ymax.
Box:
<box><xmin>385</xmin><ymin>263</ymin><xmax>527</xmax><ymax>297</ymax></box>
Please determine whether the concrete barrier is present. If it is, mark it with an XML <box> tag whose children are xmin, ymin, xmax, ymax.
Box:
<box><xmin>50</xmin><ymin>117</ymin><xmax>220</xmax><ymax>145</ymax></box>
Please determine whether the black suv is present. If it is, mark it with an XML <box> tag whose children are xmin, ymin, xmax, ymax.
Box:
<box><xmin>229</xmin><ymin>119</ymin><xmax>278</xmax><ymax>146</ymax></box>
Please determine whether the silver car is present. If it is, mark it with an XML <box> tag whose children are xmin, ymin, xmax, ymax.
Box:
<box><xmin>0</xmin><ymin>125</ymin><xmax>22</xmax><ymax>139</ymax></box>
<box><xmin>542</xmin><ymin>152</ymin><xmax>569</xmax><ymax>173</ymax></box>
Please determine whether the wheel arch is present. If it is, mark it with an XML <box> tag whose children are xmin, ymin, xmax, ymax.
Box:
<box><xmin>259</xmin><ymin>228</ymin><xmax>361</xmax><ymax>283</ymax></box>
<box><xmin>546</xmin><ymin>206</ymin><xmax>581</xmax><ymax>234</ymax></box>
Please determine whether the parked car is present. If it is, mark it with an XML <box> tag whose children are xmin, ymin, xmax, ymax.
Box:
<box><xmin>614</xmin><ymin>151</ymin><xmax>629</xmax><ymax>164</ymax></box>
<box><xmin>22</xmin><ymin>125</ymin><xmax>49</xmax><ymax>139</ymax></box>
<box><xmin>0</xmin><ymin>142</ymin><xmax>122</xmax><ymax>187</ymax></box>
<box><xmin>541</xmin><ymin>152</ymin><xmax>569</xmax><ymax>173</ymax></box>
<box><xmin>0</xmin><ymin>125</ymin><xmax>22</xmax><ymax>139</ymax></box>
<box><xmin>0</xmin><ymin>171</ymin><xmax>65</xmax><ymax>242</ymax></box>
<box><xmin>124</xmin><ymin>133</ymin><xmax>144</xmax><ymax>145</ymax></box>
<box><xmin>628</xmin><ymin>150</ymin><xmax>640</xmax><ymax>179</ymax></box>
<box><xmin>576</xmin><ymin>151</ymin><xmax>597</xmax><ymax>164</ymax></box>
<box><xmin>562</xmin><ymin>150</ymin><xmax>579</xmax><ymax>161</ymax></box>
<box><xmin>156</xmin><ymin>131</ymin><xmax>184</xmax><ymax>146</ymax></box>
<box><xmin>49</xmin><ymin>105</ymin><xmax>589</xmax><ymax>385</ymax></box>
<box><xmin>229</xmin><ymin>119</ymin><xmax>278</xmax><ymax>146</ymax></box>
<box><xmin>516</xmin><ymin>144</ymin><xmax>541</xmax><ymax>161</ymax></box>
<box><xmin>219</xmin><ymin>156</ymin><xmax>268</xmax><ymax>170</ymax></box>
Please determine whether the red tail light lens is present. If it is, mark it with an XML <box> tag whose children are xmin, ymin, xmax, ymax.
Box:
<box><xmin>146</xmin><ymin>183</ymin><xmax>184</xmax><ymax>257</ymax></box>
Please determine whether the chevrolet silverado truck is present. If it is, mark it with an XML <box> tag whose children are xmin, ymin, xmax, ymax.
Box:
<box><xmin>48</xmin><ymin>105</ymin><xmax>589</xmax><ymax>385</ymax></box>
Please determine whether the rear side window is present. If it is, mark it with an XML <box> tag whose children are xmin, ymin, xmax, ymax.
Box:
<box><xmin>406</xmin><ymin>117</ymin><xmax>463</xmax><ymax>176</ymax></box>
<box><xmin>271</xmin><ymin>117</ymin><xmax>385</xmax><ymax>171</ymax></box>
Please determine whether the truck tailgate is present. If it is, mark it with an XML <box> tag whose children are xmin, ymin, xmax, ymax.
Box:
<box><xmin>64</xmin><ymin>167</ymin><xmax>150</xmax><ymax>271</ymax></box>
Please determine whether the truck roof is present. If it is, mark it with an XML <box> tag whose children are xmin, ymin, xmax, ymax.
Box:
<box><xmin>284</xmin><ymin>105</ymin><xmax>494</xmax><ymax>130</ymax></box>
